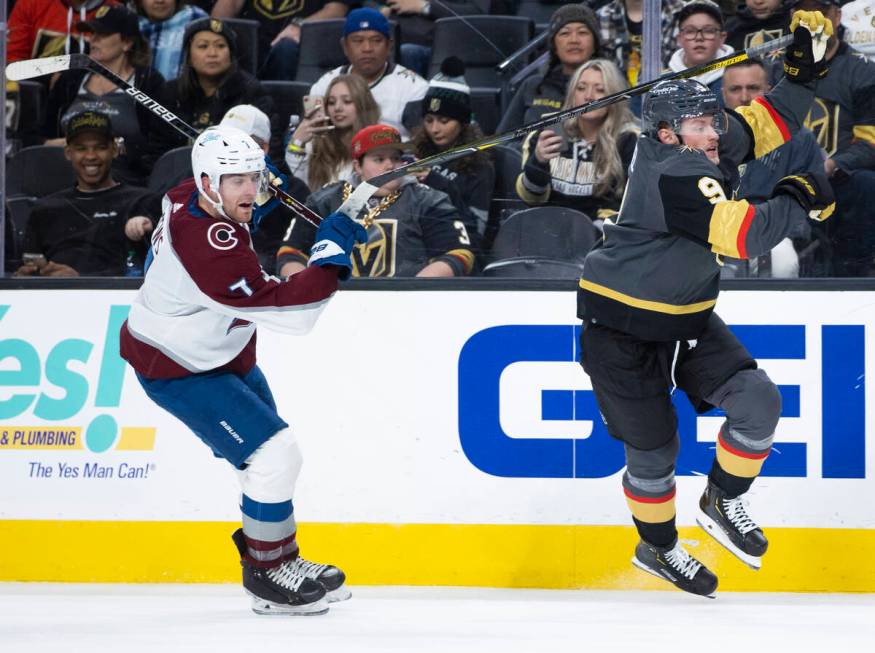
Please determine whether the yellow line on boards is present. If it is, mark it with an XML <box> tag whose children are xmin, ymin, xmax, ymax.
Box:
<box><xmin>1</xmin><ymin>521</ymin><xmax>873</xmax><ymax>592</ymax></box>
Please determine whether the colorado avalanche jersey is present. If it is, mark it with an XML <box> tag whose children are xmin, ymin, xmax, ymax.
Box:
<box><xmin>120</xmin><ymin>178</ymin><xmax>338</xmax><ymax>379</ymax></box>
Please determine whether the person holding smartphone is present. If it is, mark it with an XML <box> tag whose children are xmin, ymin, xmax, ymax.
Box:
<box><xmin>516</xmin><ymin>58</ymin><xmax>639</xmax><ymax>225</ymax></box>
<box><xmin>285</xmin><ymin>74</ymin><xmax>381</xmax><ymax>191</ymax></box>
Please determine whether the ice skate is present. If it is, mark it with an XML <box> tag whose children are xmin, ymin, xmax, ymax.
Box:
<box><xmin>231</xmin><ymin>529</ymin><xmax>329</xmax><ymax>615</ymax></box>
<box><xmin>287</xmin><ymin>555</ymin><xmax>351</xmax><ymax>603</ymax></box>
<box><xmin>632</xmin><ymin>539</ymin><xmax>718</xmax><ymax>598</ymax></box>
<box><xmin>697</xmin><ymin>482</ymin><xmax>768</xmax><ymax>570</ymax></box>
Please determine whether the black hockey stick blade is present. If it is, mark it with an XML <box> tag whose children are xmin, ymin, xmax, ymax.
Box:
<box><xmin>338</xmin><ymin>33</ymin><xmax>795</xmax><ymax>217</ymax></box>
<box><xmin>6</xmin><ymin>53</ymin><xmax>324</xmax><ymax>227</ymax></box>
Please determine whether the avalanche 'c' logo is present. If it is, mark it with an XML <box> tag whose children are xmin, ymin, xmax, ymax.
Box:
<box><xmin>253</xmin><ymin>0</ymin><xmax>305</xmax><ymax>20</ymax></box>
<box><xmin>208</xmin><ymin>223</ymin><xmax>238</xmax><ymax>251</ymax></box>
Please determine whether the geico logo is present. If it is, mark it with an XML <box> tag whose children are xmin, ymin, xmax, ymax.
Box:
<box><xmin>457</xmin><ymin>324</ymin><xmax>866</xmax><ymax>480</ymax></box>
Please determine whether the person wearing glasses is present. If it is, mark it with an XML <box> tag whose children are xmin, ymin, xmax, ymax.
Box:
<box><xmin>667</xmin><ymin>1</ymin><xmax>734</xmax><ymax>99</ymax></box>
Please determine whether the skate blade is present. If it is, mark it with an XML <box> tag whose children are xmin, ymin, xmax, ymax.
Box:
<box><xmin>631</xmin><ymin>557</ymin><xmax>717</xmax><ymax>599</ymax></box>
<box><xmin>696</xmin><ymin>513</ymin><xmax>762</xmax><ymax>571</ymax></box>
<box><xmin>326</xmin><ymin>585</ymin><xmax>351</xmax><ymax>603</ymax></box>
<box><xmin>247</xmin><ymin>592</ymin><xmax>329</xmax><ymax>616</ymax></box>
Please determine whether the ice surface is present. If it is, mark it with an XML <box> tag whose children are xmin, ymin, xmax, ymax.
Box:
<box><xmin>1</xmin><ymin>584</ymin><xmax>872</xmax><ymax>652</ymax></box>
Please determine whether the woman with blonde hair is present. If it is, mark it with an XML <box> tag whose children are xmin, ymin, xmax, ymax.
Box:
<box><xmin>516</xmin><ymin>58</ymin><xmax>639</xmax><ymax>223</ymax></box>
<box><xmin>285</xmin><ymin>74</ymin><xmax>381</xmax><ymax>191</ymax></box>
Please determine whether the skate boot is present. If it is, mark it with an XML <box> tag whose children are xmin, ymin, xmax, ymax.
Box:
<box><xmin>231</xmin><ymin>529</ymin><xmax>328</xmax><ymax>615</ymax></box>
<box><xmin>697</xmin><ymin>482</ymin><xmax>768</xmax><ymax>570</ymax></box>
<box><xmin>286</xmin><ymin>555</ymin><xmax>351</xmax><ymax>603</ymax></box>
<box><xmin>632</xmin><ymin>539</ymin><xmax>718</xmax><ymax>598</ymax></box>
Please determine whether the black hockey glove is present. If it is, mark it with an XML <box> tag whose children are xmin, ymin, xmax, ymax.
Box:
<box><xmin>772</xmin><ymin>172</ymin><xmax>836</xmax><ymax>222</ymax></box>
<box><xmin>784</xmin><ymin>10</ymin><xmax>833</xmax><ymax>83</ymax></box>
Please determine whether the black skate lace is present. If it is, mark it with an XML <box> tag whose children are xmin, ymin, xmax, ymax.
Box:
<box><xmin>664</xmin><ymin>544</ymin><xmax>702</xmax><ymax>580</ymax></box>
<box><xmin>290</xmin><ymin>557</ymin><xmax>328</xmax><ymax>580</ymax></box>
<box><xmin>266</xmin><ymin>560</ymin><xmax>308</xmax><ymax>591</ymax></box>
<box><xmin>723</xmin><ymin>496</ymin><xmax>758</xmax><ymax>535</ymax></box>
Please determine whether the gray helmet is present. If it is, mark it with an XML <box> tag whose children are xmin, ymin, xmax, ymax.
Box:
<box><xmin>641</xmin><ymin>78</ymin><xmax>725</xmax><ymax>137</ymax></box>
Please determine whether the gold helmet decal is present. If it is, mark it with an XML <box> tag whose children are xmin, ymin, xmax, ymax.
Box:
<box><xmin>96</xmin><ymin>6</ymin><xmax>110</xmax><ymax>18</ymax></box>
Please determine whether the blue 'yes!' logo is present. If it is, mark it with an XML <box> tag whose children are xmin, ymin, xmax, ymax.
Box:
<box><xmin>458</xmin><ymin>324</ymin><xmax>865</xmax><ymax>480</ymax></box>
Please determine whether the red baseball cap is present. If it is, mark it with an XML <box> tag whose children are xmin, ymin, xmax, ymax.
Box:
<box><xmin>350</xmin><ymin>124</ymin><xmax>414</xmax><ymax>160</ymax></box>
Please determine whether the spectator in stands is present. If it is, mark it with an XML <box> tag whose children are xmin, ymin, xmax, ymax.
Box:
<box><xmin>497</xmin><ymin>4</ymin><xmax>601</xmax><ymax>134</ymax></box>
<box><xmin>721</xmin><ymin>59</ymin><xmax>823</xmax><ymax>278</ymax></box>
<box><xmin>286</xmin><ymin>74</ymin><xmax>381</xmax><ymax>191</ymax></box>
<box><xmin>277</xmin><ymin>124</ymin><xmax>475</xmax><ymax>278</ymax></box>
<box><xmin>789</xmin><ymin>0</ymin><xmax>875</xmax><ymax>276</ymax></box>
<box><xmin>219</xmin><ymin>104</ymin><xmax>312</xmax><ymax>274</ymax></box>
<box><xmin>516</xmin><ymin>58</ymin><xmax>638</xmax><ymax>223</ymax></box>
<box><xmin>597</xmin><ymin>0</ymin><xmax>687</xmax><ymax>87</ymax></box>
<box><xmin>378</xmin><ymin>0</ymin><xmax>488</xmax><ymax>78</ymax></box>
<box><xmin>725</xmin><ymin>0</ymin><xmax>792</xmax><ymax>51</ymax></box>
<box><xmin>667</xmin><ymin>1</ymin><xmax>733</xmax><ymax>97</ymax></box>
<box><xmin>41</xmin><ymin>6</ymin><xmax>165</xmax><ymax>186</ymax></box>
<box><xmin>135</xmin><ymin>0</ymin><xmax>208</xmax><ymax>81</ymax></box>
<box><xmin>7</xmin><ymin>0</ymin><xmax>117</xmax><ymax>63</ymax></box>
<box><xmin>15</xmin><ymin>111</ymin><xmax>161</xmax><ymax>278</ymax></box>
<box><xmin>411</xmin><ymin>58</ymin><xmax>494</xmax><ymax>241</ymax></box>
<box><xmin>211</xmin><ymin>0</ymin><xmax>349</xmax><ymax>81</ymax></box>
<box><xmin>155</xmin><ymin>18</ymin><xmax>278</xmax><ymax>152</ymax></box>
<box><xmin>842</xmin><ymin>0</ymin><xmax>875</xmax><ymax>62</ymax></box>
<box><xmin>309</xmin><ymin>8</ymin><xmax>429</xmax><ymax>138</ymax></box>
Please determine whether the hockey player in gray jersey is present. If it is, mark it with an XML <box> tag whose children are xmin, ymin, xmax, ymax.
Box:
<box><xmin>578</xmin><ymin>9</ymin><xmax>835</xmax><ymax>597</ymax></box>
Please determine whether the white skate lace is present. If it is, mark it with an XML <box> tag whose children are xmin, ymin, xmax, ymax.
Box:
<box><xmin>290</xmin><ymin>556</ymin><xmax>329</xmax><ymax>580</ymax></box>
<box><xmin>723</xmin><ymin>496</ymin><xmax>759</xmax><ymax>535</ymax></box>
<box><xmin>266</xmin><ymin>560</ymin><xmax>309</xmax><ymax>591</ymax></box>
<box><xmin>664</xmin><ymin>544</ymin><xmax>702</xmax><ymax>580</ymax></box>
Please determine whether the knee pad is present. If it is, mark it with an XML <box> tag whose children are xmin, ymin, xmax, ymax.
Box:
<box><xmin>239</xmin><ymin>428</ymin><xmax>302</xmax><ymax>504</ymax></box>
<box><xmin>708</xmin><ymin>368</ymin><xmax>781</xmax><ymax>446</ymax></box>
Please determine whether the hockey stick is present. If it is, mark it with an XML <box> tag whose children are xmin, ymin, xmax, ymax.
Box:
<box><xmin>337</xmin><ymin>33</ymin><xmax>795</xmax><ymax>218</ymax></box>
<box><xmin>6</xmin><ymin>54</ymin><xmax>325</xmax><ymax>227</ymax></box>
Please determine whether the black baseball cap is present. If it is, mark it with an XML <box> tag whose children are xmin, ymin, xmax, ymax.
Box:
<box><xmin>76</xmin><ymin>6</ymin><xmax>141</xmax><ymax>38</ymax></box>
<box><xmin>183</xmin><ymin>18</ymin><xmax>238</xmax><ymax>56</ymax></box>
<box><xmin>65</xmin><ymin>111</ymin><xmax>114</xmax><ymax>143</ymax></box>
<box><xmin>676</xmin><ymin>0</ymin><xmax>724</xmax><ymax>28</ymax></box>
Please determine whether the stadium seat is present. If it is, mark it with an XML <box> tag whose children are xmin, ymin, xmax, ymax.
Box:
<box><xmin>261</xmin><ymin>80</ymin><xmax>310</xmax><ymax>127</ymax></box>
<box><xmin>14</xmin><ymin>80</ymin><xmax>47</xmax><ymax>146</ymax></box>
<box><xmin>429</xmin><ymin>16</ymin><xmax>534</xmax><ymax>87</ymax></box>
<box><xmin>491</xmin><ymin>144</ymin><xmax>523</xmax><ymax>199</ymax></box>
<box><xmin>483</xmin><ymin>206</ymin><xmax>599</xmax><ymax>278</ymax></box>
<box><xmin>5</xmin><ymin>146</ymin><xmax>76</xmax><ymax>198</ymax></box>
<box><xmin>470</xmin><ymin>86</ymin><xmax>501</xmax><ymax>136</ymax></box>
<box><xmin>297</xmin><ymin>19</ymin><xmax>401</xmax><ymax>85</ymax></box>
<box><xmin>4</xmin><ymin>195</ymin><xmax>37</xmax><ymax>271</ymax></box>
<box><xmin>148</xmin><ymin>146</ymin><xmax>193</xmax><ymax>195</ymax></box>
<box><xmin>224</xmin><ymin>18</ymin><xmax>259</xmax><ymax>76</ymax></box>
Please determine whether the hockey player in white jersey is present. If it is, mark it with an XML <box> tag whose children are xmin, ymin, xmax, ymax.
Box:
<box><xmin>120</xmin><ymin>126</ymin><xmax>367</xmax><ymax>615</ymax></box>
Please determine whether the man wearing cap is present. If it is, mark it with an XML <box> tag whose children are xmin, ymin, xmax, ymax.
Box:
<box><xmin>308</xmin><ymin>7</ymin><xmax>429</xmax><ymax>139</ymax></box>
<box><xmin>667</xmin><ymin>1</ymin><xmax>735</xmax><ymax>97</ymax></box>
<box><xmin>211</xmin><ymin>0</ymin><xmax>349</xmax><ymax>80</ymax></box>
<box><xmin>16</xmin><ymin>111</ymin><xmax>161</xmax><ymax>277</ymax></box>
<box><xmin>7</xmin><ymin>0</ymin><xmax>118</xmax><ymax>63</ymax></box>
<box><xmin>277</xmin><ymin>124</ymin><xmax>474</xmax><ymax>278</ymax></box>
<box><xmin>784</xmin><ymin>0</ymin><xmax>875</xmax><ymax>276</ymax></box>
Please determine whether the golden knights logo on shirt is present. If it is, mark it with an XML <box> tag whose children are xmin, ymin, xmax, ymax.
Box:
<box><xmin>805</xmin><ymin>97</ymin><xmax>840</xmax><ymax>156</ymax></box>
<box><xmin>351</xmin><ymin>219</ymin><xmax>398</xmax><ymax>277</ymax></box>
<box><xmin>744</xmin><ymin>28</ymin><xmax>785</xmax><ymax>50</ymax></box>
<box><xmin>253</xmin><ymin>0</ymin><xmax>307</xmax><ymax>21</ymax></box>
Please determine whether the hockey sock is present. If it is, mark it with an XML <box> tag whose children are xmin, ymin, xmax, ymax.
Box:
<box><xmin>712</xmin><ymin>425</ymin><xmax>772</xmax><ymax>498</ymax></box>
<box><xmin>239</xmin><ymin>494</ymin><xmax>298</xmax><ymax>569</ymax></box>
<box><xmin>623</xmin><ymin>471</ymin><xmax>677</xmax><ymax>548</ymax></box>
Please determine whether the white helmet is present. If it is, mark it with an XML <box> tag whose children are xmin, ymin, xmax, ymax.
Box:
<box><xmin>191</xmin><ymin>126</ymin><xmax>267</xmax><ymax>219</ymax></box>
